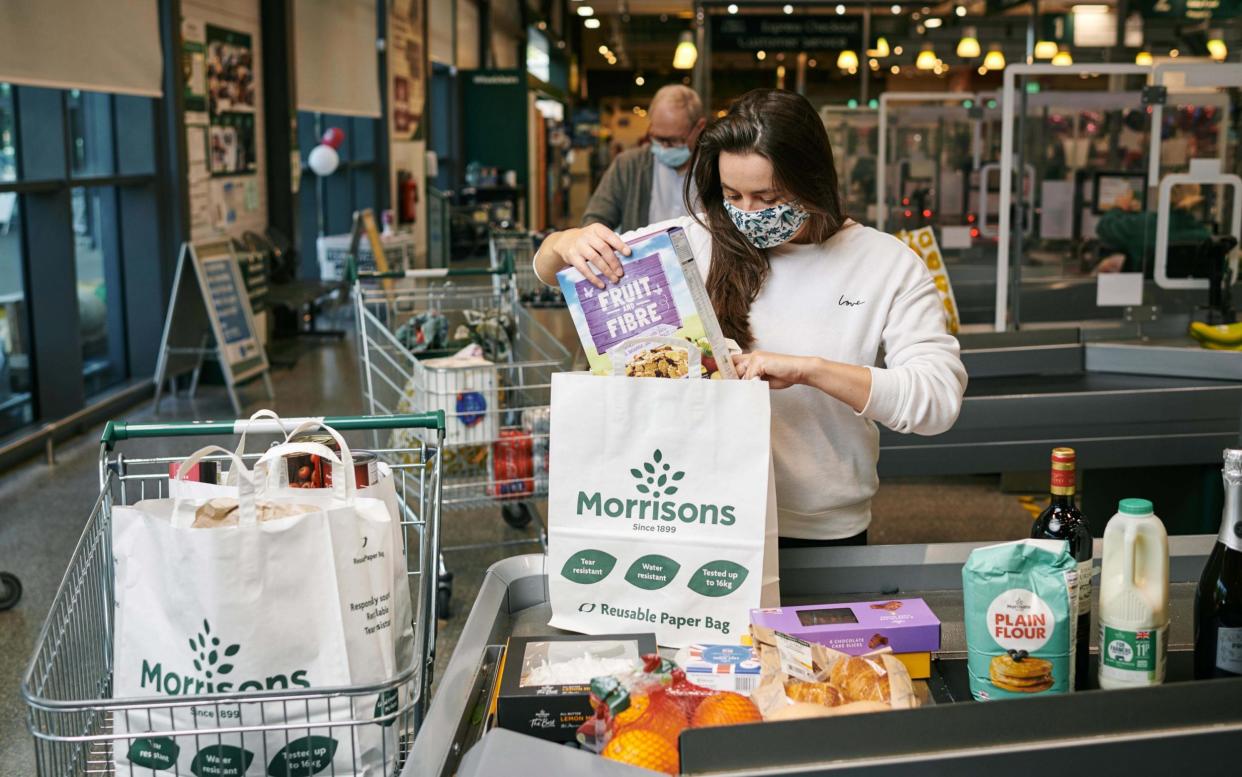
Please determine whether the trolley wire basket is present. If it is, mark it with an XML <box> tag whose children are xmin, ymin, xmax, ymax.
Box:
<box><xmin>353</xmin><ymin>263</ymin><xmax>570</xmax><ymax>609</ymax></box>
<box><xmin>496</xmin><ymin>230</ymin><xmax>560</xmax><ymax>308</ymax></box>
<box><xmin>21</xmin><ymin>413</ymin><xmax>444</xmax><ymax>777</ymax></box>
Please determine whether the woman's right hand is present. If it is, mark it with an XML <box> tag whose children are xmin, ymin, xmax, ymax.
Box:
<box><xmin>557</xmin><ymin>223</ymin><xmax>631</xmax><ymax>289</ymax></box>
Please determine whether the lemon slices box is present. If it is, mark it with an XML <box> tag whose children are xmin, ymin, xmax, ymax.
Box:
<box><xmin>494</xmin><ymin>633</ymin><xmax>657</xmax><ymax>742</ymax></box>
<box><xmin>556</xmin><ymin>226</ymin><xmax>737</xmax><ymax>380</ymax></box>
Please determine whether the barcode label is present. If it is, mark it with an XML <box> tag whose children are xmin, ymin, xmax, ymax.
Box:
<box><xmin>733</xmin><ymin>675</ymin><xmax>759</xmax><ymax>692</ymax></box>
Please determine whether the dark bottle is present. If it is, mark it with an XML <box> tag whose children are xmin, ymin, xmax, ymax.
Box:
<box><xmin>1194</xmin><ymin>448</ymin><xmax>1242</xmax><ymax>679</ymax></box>
<box><xmin>1031</xmin><ymin>447</ymin><xmax>1093</xmax><ymax>690</ymax></box>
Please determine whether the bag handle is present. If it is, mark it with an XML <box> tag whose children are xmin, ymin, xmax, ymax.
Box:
<box><xmin>256</xmin><ymin>441</ymin><xmax>354</xmax><ymax>502</ymax></box>
<box><xmin>226</xmin><ymin>409</ymin><xmax>286</xmax><ymax>486</ymax></box>
<box><xmin>274</xmin><ymin>419</ymin><xmax>358</xmax><ymax>492</ymax></box>
<box><xmin>170</xmin><ymin>445</ymin><xmax>256</xmax><ymax>529</ymax></box>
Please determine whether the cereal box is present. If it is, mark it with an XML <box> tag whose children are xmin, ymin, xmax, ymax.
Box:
<box><xmin>556</xmin><ymin>227</ymin><xmax>737</xmax><ymax>379</ymax></box>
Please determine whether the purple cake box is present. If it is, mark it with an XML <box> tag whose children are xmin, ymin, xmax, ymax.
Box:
<box><xmin>750</xmin><ymin>599</ymin><xmax>941</xmax><ymax>655</ymax></box>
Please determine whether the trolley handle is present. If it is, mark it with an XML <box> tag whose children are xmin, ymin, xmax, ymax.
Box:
<box><xmin>101</xmin><ymin>412</ymin><xmax>446</xmax><ymax>450</ymax></box>
<box><xmin>350</xmin><ymin>254</ymin><xmax>513</xmax><ymax>283</ymax></box>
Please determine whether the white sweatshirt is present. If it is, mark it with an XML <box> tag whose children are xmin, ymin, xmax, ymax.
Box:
<box><xmin>541</xmin><ymin>217</ymin><xmax>968</xmax><ymax>540</ymax></box>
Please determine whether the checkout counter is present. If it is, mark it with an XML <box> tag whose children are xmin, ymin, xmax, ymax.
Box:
<box><xmin>407</xmin><ymin>539</ymin><xmax>1242</xmax><ymax>776</ymax></box>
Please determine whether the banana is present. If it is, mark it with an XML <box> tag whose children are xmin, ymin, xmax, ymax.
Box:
<box><xmin>1201</xmin><ymin>340</ymin><xmax>1242</xmax><ymax>351</ymax></box>
<box><xmin>1189</xmin><ymin>320</ymin><xmax>1242</xmax><ymax>346</ymax></box>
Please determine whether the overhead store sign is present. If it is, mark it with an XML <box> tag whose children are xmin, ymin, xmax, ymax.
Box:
<box><xmin>1139</xmin><ymin>0</ymin><xmax>1240</xmax><ymax>18</ymax></box>
<box><xmin>711</xmin><ymin>15</ymin><xmax>862</xmax><ymax>52</ymax></box>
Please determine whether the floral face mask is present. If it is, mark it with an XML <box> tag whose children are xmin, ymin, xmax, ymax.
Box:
<box><xmin>722</xmin><ymin>199</ymin><xmax>810</xmax><ymax>249</ymax></box>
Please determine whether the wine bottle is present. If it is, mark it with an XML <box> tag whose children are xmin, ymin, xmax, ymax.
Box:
<box><xmin>1194</xmin><ymin>448</ymin><xmax>1242</xmax><ymax>679</ymax></box>
<box><xmin>1031</xmin><ymin>447</ymin><xmax>1092</xmax><ymax>690</ymax></box>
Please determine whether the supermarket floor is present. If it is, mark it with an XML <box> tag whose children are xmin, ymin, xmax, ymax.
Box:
<box><xmin>0</xmin><ymin>319</ymin><xmax>1036</xmax><ymax>773</ymax></box>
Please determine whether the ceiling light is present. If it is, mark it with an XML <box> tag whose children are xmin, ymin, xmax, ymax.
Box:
<box><xmin>727</xmin><ymin>3</ymin><xmax>738</xmax><ymax>12</ymax></box>
<box><xmin>583</xmin><ymin>17</ymin><xmax>600</xmax><ymax>28</ymax></box>
<box><xmin>635</xmin><ymin>75</ymin><xmax>645</xmax><ymax>85</ymax></box>
<box><xmin>1135</xmin><ymin>50</ymin><xmax>1153</xmax><ymax>66</ymax></box>
<box><xmin>576</xmin><ymin>5</ymin><xmax>594</xmax><ymax>16</ymax></box>
<box><xmin>868</xmin><ymin>36</ymin><xmax>890</xmax><ymax>57</ymax></box>
<box><xmin>894</xmin><ymin>45</ymin><xmax>904</xmax><ymax>55</ymax></box>
<box><xmin>598</xmin><ymin>45</ymin><xmax>608</xmax><ymax>54</ymax></box>
<box><xmin>808</xmin><ymin>58</ymin><xmax>817</xmax><ymax>67</ymax></box>
<box><xmin>917</xmin><ymin>44</ymin><xmax>937</xmax><ymax>70</ymax></box>
<box><xmin>891</xmin><ymin>64</ymin><xmax>900</xmax><ymax>74</ymax></box>
<box><xmin>926</xmin><ymin>18</ymin><xmax>943</xmax><ymax>29</ymax></box>
<box><xmin>783</xmin><ymin>4</ymin><xmax>794</xmax><ymax>14</ymax></box>
<box><xmin>1169</xmin><ymin>48</ymin><xmax>1179</xmax><ymax>58</ymax></box>
<box><xmin>1207</xmin><ymin>32</ymin><xmax>1227</xmax><ymax>62</ymax></box>
<box><xmin>891</xmin><ymin>4</ymin><xmax>901</xmax><ymax>14</ymax></box>
<box><xmin>1033</xmin><ymin>39</ymin><xmax>1058</xmax><ymax>59</ymax></box>
<box><xmin>870</xmin><ymin>58</ymin><xmax>879</xmax><ymax>69</ymax></box>
<box><xmin>978</xmin><ymin>65</ymin><xmax>988</xmax><ymax>75</ymax></box>
<box><xmin>957</xmin><ymin>26</ymin><xmax>980</xmax><ymax>57</ymax></box>
<box><xmin>983</xmin><ymin>46</ymin><xmax>1005</xmax><ymax>70</ymax></box>
<box><xmin>673</xmin><ymin>30</ymin><xmax>697</xmax><ymax>69</ymax></box>
<box><xmin>836</xmin><ymin>3</ymin><xmax>846</xmax><ymax>13</ymax></box>
<box><xmin>1051</xmin><ymin>47</ymin><xmax>1073</xmax><ymax>65</ymax></box>
<box><xmin>955</xmin><ymin>4</ymin><xmax>967</xmax><ymax>16</ymax></box>
<box><xmin>837</xmin><ymin>49</ymin><xmax>860</xmax><ymax>70</ymax></box>
<box><xmin>756</xmin><ymin>50</ymin><xmax>767</xmax><ymax>61</ymax></box>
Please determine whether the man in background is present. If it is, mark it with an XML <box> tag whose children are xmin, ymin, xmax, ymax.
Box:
<box><xmin>584</xmin><ymin>85</ymin><xmax>707</xmax><ymax>233</ymax></box>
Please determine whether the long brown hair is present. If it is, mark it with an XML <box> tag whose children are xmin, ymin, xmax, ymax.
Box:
<box><xmin>685</xmin><ymin>89</ymin><xmax>848</xmax><ymax>348</ymax></box>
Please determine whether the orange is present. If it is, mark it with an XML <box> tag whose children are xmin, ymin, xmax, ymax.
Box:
<box><xmin>689</xmin><ymin>691</ymin><xmax>762</xmax><ymax>728</ymax></box>
<box><xmin>615</xmin><ymin>692</ymin><xmax>688</xmax><ymax>746</ymax></box>
<box><xmin>601</xmin><ymin>728</ymin><xmax>680</xmax><ymax>775</ymax></box>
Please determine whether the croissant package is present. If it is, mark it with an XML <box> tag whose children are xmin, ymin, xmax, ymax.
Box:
<box><xmin>749</xmin><ymin>623</ymin><xmax>919</xmax><ymax>721</ymax></box>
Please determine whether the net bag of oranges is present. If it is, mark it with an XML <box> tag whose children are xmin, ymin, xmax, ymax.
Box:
<box><xmin>578</xmin><ymin>654</ymin><xmax>762</xmax><ymax>775</ymax></box>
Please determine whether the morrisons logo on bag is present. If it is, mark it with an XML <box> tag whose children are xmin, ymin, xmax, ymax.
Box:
<box><xmin>139</xmin><ymin>619</ymin><xmax>311</xmax><ymax>696</ymax></box>
<box><xmin>576</xmin><ymin>449</ymin><xmax>737</xmax><ymax>527</ymax></box>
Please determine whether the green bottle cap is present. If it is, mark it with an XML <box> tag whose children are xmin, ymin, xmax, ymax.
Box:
<box><xmin>1118</xmin><ymin>498</ymin><xmax>1154</xmax><ymax>516</ymax></box>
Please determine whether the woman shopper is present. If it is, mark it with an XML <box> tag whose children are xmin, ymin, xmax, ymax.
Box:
<box><xmin>534</xmin><ymin>89</ymin><xmax>967</xmax><ymax>547</ymax></box>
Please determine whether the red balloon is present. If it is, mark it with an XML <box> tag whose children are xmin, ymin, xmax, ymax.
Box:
<box><xmin>321</xmin><ymin>127</ymin><xmax>346</xmax><ymax>149</ymax></box>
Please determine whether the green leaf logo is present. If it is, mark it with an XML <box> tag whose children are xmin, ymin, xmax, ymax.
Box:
<box><xmin>127</xmin><ymin>737</ymin><xmax>180</xmax><ymax>770</ymax></box>
<box><xmin>630</xmin><ymin>449</ymin><xmax>685</xmax><ymax>498</ymax></box>
<box><xmin>687</xmin><ymin>560</ymin><xmax>749</xmax><ymax>597</ymax></box>
<box><xmin>624</xmin><ymin>555</ymin><xmax>681</xmax><ymax>590</ymax></box>
<box><xmin>191</xmin><ymin>744</ymin><xmax>255</xmax><ymax>777</ymax></box>
<box><xmin>560</xmin><ymin>549</ymin><xmax>617</xmax><ymax>584</ymax></box>
<box><xmin>267</xmin><ymin>735</ymin><xmax>339</xmax><ymax>777</ymax></box>
<box><xmin>188</xmin><ymin>620</ymin><xmax>240</xmax><ymax>679</ymax></box>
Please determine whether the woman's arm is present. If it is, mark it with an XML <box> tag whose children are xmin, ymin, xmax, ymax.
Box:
<box><xmin>734</xmin><ymin>353</ymin><xmax>872</xmax><ymax>412</ymax></box>
<box><xmin>533</xmin><ymin>223</ymin><xmax>631</xmax><ymax>288</ymax></box>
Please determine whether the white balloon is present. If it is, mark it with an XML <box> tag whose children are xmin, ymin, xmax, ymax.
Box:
<box><xmin>307</xmin><ymin>144</ymin><xmax>339</xmax><ymax>176</ymax></box>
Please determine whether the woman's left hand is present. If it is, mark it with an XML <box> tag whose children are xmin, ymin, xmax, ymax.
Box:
<box><xmin>732</xmin><ymin>351</ymin><xmax>815</xmax><ymax>390</ymax></box>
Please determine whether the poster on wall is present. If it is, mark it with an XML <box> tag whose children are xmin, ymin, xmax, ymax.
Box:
<box><xmin>390</xmin><ymin>0</ymin><xmax>426</xmax><ymax>140</ymax></box>
<box><xmin>182</xmin><ymin>18</ymin><xmax>208</xmax><ymax>124</ymax></box>
<box><xmin>206</xmin><ymin>24</ymin><xmax>257</xmax><ymax>176</ymax></box>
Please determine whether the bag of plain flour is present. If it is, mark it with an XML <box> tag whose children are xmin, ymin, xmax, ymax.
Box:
<box><xmin>962</xmin><ymin>539</ymin><xmax>1079</xmax><ymax>701</ymax></box>
<box><xmin>112</xmin><ymin>441</ymin><xmax>401</xmax><ymax>776</ymax></box>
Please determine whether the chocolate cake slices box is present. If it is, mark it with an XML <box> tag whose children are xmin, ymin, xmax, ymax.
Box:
<box><xmin>493</xmin><ymin>632</ymin><xmax>658</xmax><ymax>743</ymax></box>
<box><xmin>750</xmin><ymin>599</ymin><xmax>941</xmax><ymax>679</ymax></box>
<box><xmin>556</xmin><ymin>226</ymin><xmax>738</xmax><ymax>380</ymax></box>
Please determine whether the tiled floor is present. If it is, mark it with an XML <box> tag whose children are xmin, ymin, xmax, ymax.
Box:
<box><xmin>0</xmin><ymin>326</ymin><xmax>1034</xmax><ymax>774</ymax></box>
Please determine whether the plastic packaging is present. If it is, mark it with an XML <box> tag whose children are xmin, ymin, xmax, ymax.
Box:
<box><xmin>1098</xmin><ymin>498</ymin><xmax>1169</xmax><ymax>689</ymax></box>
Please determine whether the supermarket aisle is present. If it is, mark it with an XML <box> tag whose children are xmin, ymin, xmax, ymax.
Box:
<box><xmin>0</xmin><ymin>334</ymin><xmax>1032</xmax><ymax>772</ymax></box>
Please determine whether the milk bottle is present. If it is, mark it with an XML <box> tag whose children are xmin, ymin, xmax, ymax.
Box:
<box><xmin>1098</xmin><ymin>498</ymin><xmax>1169</xmax><ymax>689</ymax></box>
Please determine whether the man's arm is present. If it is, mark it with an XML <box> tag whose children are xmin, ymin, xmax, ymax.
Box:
<box><xmin>582</xmin><ymin>155</ymin><xmax>628</xmax><ymax>229</ymax></box>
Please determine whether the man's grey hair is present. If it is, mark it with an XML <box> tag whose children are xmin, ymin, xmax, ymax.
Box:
<box><xmin>649</xmin><ymin>84</ymin><xmax>704</xmax><ymax>126</ymax></box>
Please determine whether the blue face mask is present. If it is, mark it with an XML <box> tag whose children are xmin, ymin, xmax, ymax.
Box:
<box><xmin>652</xmin><ymin>141</ymin><xmax>692</xmax><ymax>169</ymax></box>
<box><xmin>723</xmin><ymin>199</ymin><xmax>811</xmax><ymax>249</ymax></box>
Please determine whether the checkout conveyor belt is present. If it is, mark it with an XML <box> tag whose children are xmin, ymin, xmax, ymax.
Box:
<box><xmin>406</xmin><ymin>539</ymin><xmax>1242</xmax><ymax>777</ymax></box>
<box><xmin>878</xmin><ymin>332</ymin><xmax>1242</xmax><ymax>477</ymax></box>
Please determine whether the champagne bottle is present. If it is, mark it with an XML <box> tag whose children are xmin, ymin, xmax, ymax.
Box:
<box><xmin>1194</xmin><ymin>448</ymin><xmax>1242</xmax><ymax>679</ymax></box>
<box><xmin>1031</xmin><ymin>447</ymin><xmax>1092</xmax><ymax>690</ymax></box>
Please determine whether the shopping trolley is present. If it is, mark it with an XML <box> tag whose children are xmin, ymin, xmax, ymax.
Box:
<box><xmin>353</xmin><ymin>261</ymin><xmax>571</xmax><ymax>615</ymax></box>
<box><xmin>495</xmin><ymin>229</ymin><xmax>560</xmax><ymax>308</ymax></box>
<box><xmin>22</xmin><ymin>413</ymin><xmax>444</xmax><ymax>777</ymax></box>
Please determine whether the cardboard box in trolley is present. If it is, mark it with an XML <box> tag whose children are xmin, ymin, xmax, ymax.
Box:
<box><xmin>556</xmin><ymin>226</ymin><xmax>737</xmax><ymax>380</ymax></box>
